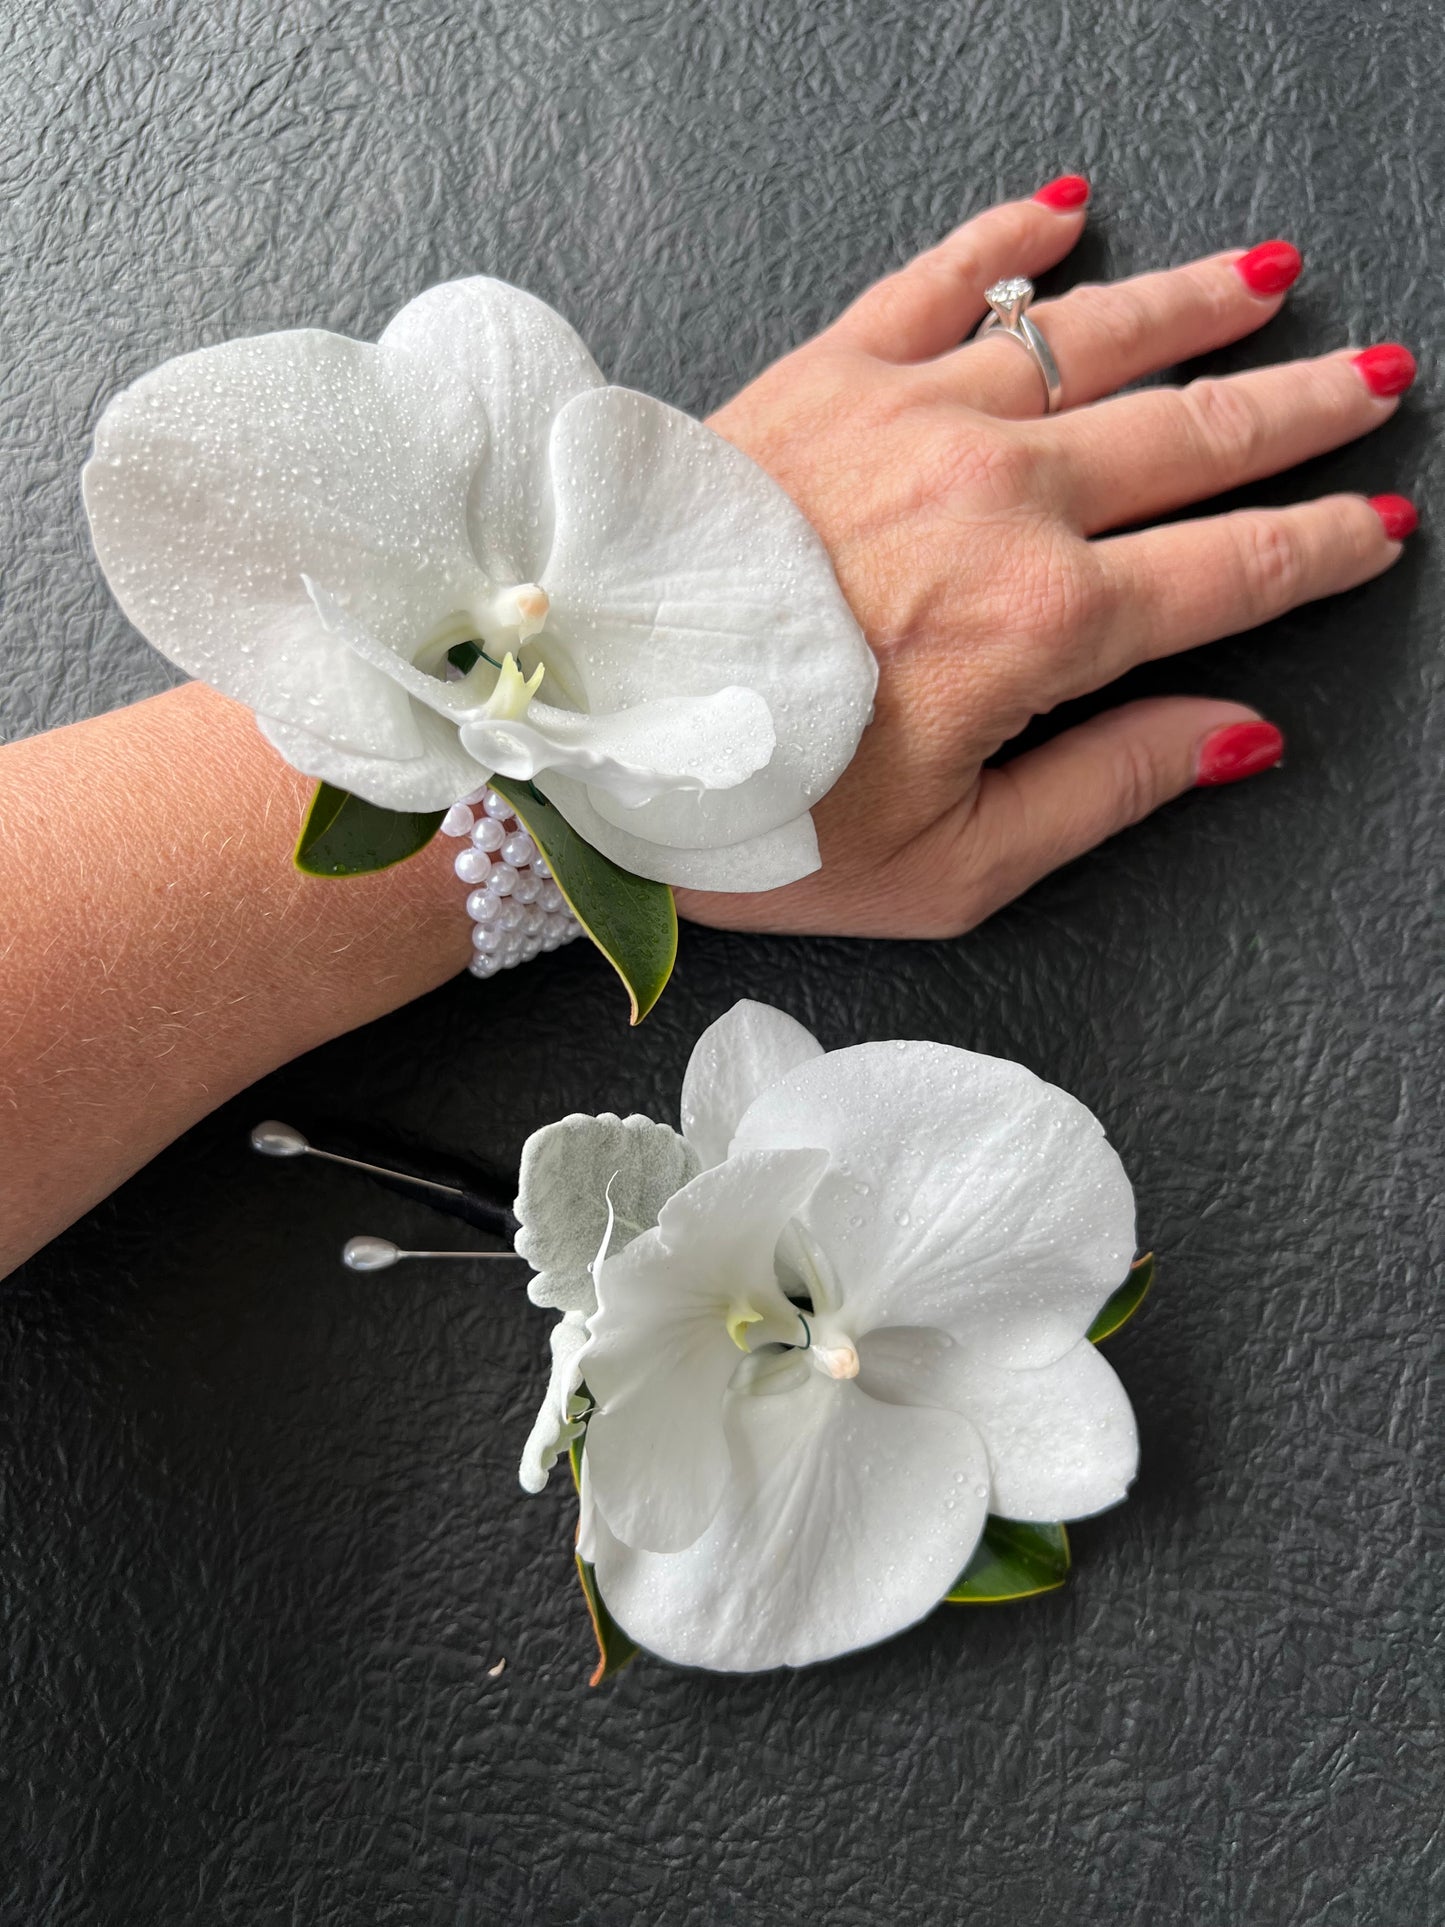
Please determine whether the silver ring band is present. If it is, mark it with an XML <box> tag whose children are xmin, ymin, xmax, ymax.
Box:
<box><xmin>976</xmin><ymin>277</ymin><xmax>1063</xmax><ymax>414</ymax></box>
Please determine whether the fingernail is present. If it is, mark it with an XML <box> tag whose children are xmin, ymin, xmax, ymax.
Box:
<box><xmin>1195</xmin><ymin>720</ymin><xmax>1285</xmax><ymax>788</ymax></box>
<box><xmin>1354</xmin><ymin>343</ymin><xmax>1417</xmax><ymax>398</ymax></box>
<box><xmin>1369</xmin><ymin>493</ymin><xmax>1418</xmax><ymax>541</ymax></box>
<box><xmin>1033</xmin><ymin>174</ymin><xmax>1090</xmax><ymax>211</ymax></box>
<box><xmin>1234</xmin><ymin>240</ymin><xmax>1303</xmax><ymax>297</ymax></box>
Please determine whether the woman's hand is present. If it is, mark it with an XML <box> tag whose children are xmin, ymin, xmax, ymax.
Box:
<box><xmin>683</xmin><ymin>176</ymin><xmax>1417</xmax><ymax>935</ymax></box>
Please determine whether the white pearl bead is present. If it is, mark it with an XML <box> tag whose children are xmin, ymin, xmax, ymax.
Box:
<box><xmin>455</xmin><ymin>780</ymin><xmax>583</xmax><ymax>974</ymax></box>
<box><xmin>454</xmin><ymin>847</ymin><xmax>492</xmax><ymax>884</ymax></box>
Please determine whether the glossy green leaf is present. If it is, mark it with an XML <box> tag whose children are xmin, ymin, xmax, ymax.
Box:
<box><xmin>569</xmin><ymin>1437</ymin><xmax>640</xmax><ymax>1686</ymax></box>
<box><xmin>945</xmin><ymin>1517</ymin><xmax>1071</xmax><ymax>1604</ymax></box>
<box><xmin>1087</xmin><ymin>1251</ymin><xmax>1155</xmax><ymax>1344</ymax></box>
<box><xmin>488</xmin><ymin>774</ymin><xmax>676</xmax><ymax>1025</ymax></box>
<box><xmin>294</xmin><ymin>781</ymin><xmax>444</xmax><ymax>878</ymax></box>
<box><xmin>447</xmin><ymin>640</ymin><xmax>489</xmax><ymax>674</ymax></box>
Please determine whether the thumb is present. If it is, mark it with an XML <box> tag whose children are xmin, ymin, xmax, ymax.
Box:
<box><xmin>953</xmin><ymin>697</ymin><xmax>1284</xmax><ymax>928</ymax></box>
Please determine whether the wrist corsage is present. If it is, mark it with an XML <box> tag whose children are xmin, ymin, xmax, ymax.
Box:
<box><xmin>515</xmin><ymin>1000</ymin><xmax>1152</xmax><ymax>1678</ymax></box>
<box><xmin>82</xmin><ymin>280</ymin><xmax>876</xmax><ymax>1017</ymax></box>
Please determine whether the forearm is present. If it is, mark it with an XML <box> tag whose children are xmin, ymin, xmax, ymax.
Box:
<box><xmin>0</xmin><ymin>682</ymin><xmax>469</xmax><ymax>1274</ymax></box>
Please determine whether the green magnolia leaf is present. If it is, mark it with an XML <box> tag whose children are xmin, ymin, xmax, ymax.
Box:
<box><xmin>294</xmin><ymin>781</ymin><xmax>444</xmax><ymax>878</ymax></box>
<box><xmin>573</xmin><ymin>1553</ymin><xmax>640</xmax><ymax>1688</ymax></box>
<box><xmin>488</xmin><ymin>774</ymin><xmax>676</xmax><ymax>1025</ymax></box>
<box><xmin>1087</xmin><ymin>1251</ymin><xmax>1155</xmax><ymax>1344</ymax></box>
<box><xmin>569</xmin><ymin>1437</ymin><xmax>640</xmax><ymax>1686</ymax></box>
<box><xmin>945</xmin><ymin>1517</ymin><xmax>1071</xmax><ymax>1604</ymax></box>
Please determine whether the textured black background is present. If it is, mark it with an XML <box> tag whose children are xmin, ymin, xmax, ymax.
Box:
<box><xmin>3</xmin><ymin>2</ymin><xmax>1441</xmax><ymax>1922</ymax></box>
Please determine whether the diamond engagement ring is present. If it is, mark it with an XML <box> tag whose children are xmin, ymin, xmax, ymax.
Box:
<box><xmin>976</xmin><ymin>277</ymin><xmax>1063</xmax><ymax>414</ymax></box>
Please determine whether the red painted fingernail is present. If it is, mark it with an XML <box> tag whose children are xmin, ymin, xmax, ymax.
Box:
<box><xmin>1369</xmin><ymin>493</ymin><xmax>1418</xmax><ymax>541</ymax></box>
<box><xmin>1033</xmin><ymin>174</ymin><xmax>1090</xmax><ymax>211</ymax></box>
<box><xmin>1234</xmin><ymin>240</ymin><xmax>1303</xmax><ymax>297</ymax></box>
<box><xmin>1353</xmin><ymin>343</ymin><xmax>1417</xmax><ymax>397</ymax></box>
<box><xmin>1195</xmin><ymin>720</ymin><xmax>1285</xmax><ymax>788</ymax></box>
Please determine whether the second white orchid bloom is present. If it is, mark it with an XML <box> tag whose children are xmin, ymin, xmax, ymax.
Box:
<box><xmin>514</xmin><ymin>1000</ymin><xmax>1142</xmax><ymax>1673</ymax></box>
<box><xmin>82</xmin><ymin>279</ymin><xmax>876</xmax><ymax>890</ymax></box>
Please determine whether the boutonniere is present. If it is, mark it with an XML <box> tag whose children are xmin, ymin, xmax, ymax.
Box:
<box><xmin>83</xmin><ymin>281</ymin><xmax>876</xmax><ymax>1017</ymax></box>
<box><xmin>515</xmin><ymin>1000</ymin><xmax>1151</xmax><ymax>1677</ymax></box>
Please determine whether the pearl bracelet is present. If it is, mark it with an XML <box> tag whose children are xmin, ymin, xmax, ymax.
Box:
<box><xmin>439</xmin><ymin>787</ymin><xmax>583</xmax><ymax>978</ymax></box>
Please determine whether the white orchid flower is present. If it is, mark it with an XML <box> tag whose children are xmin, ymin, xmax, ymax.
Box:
<box><xmin>514</xmin><ymin>1000</ymin><xmax>1139</xmax><ymax>1673</ymax></box>
<box><xmin>82</xmin><ymin>280</ymin><xmax>876</xmax><ymax>890</ymax></box>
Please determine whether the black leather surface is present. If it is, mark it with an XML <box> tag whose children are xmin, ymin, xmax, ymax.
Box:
<box><xmin>4</xmin><ymin>3</ymin><xmax>1440</xmax><ymax>1922</ymax></box>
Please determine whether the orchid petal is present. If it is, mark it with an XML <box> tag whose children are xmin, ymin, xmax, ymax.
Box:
<box><xmin>541</xmin><ymin>385</ymin><xmax>876</xmax><ymax>854</ymax></box>
<box><xmin>582</xmin><ymin>1148</ymin><xmax>827</xmax><ymax>1554</ymax></box>
<box><xmin>82</xmin><ymin>327</ymin><xmax>489</xmax><ymax>806</ymax></box>
<box><xmin>258</xmin><ymin>702</ymin><xmax>486</xmax><ymax>812</ymax></box>
<box><xmin>302</xmin><ymin>580</ymin><xmax>478</xmax><ymax>722</ymax></box>
<box><xmin>731</xmin><ymin>1042</ymin><xmax>1136</xmax><ymax>1366</ymax></box>
<box><xmin>588</xmin><ymin>1371</ymin><xmax>990</xmax><ymax>1671</ymax></box>
<box><xmin>460</xmin><ymin>685</ymin><xmax>776</xmax><ymax>808</ymax></box>
<box><xmin>532</xmin><ymin>771</ymin><xmax>822</xmax><ymax>889</ymax></box>
<box><xmin>518</xmin><ymin>1313</ymin><xmax>590</xmax><ymax>1494</ymax></box>
<box><xmin>514</xmin><ymin>1113</ymin><xmax>700</xmax><ymax>1316</ymax></box>
<box><xmin>680</xmin><ymin>999</ymin><xmax>824</xmax><ymax>1169</ymax></box>
<box><xmin>857</xmin><ymin>1330</ymin><xmax>1138</xmax><ymax>1520</ymax></box>
<box><xmin>380</xmin><ymin>278</ymin><xmax>604</xmax><ymax>586</ymax></box>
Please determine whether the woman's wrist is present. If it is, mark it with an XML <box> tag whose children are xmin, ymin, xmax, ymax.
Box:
<box><xmin>74</xmin><ymin>681</ymin><xmax>473</xmax><ymax>1046</ymax></box>
<box><xmin>0</xmin><ymin>681</ymin><xmax>470</xmax><ymax>1272</ymax></box>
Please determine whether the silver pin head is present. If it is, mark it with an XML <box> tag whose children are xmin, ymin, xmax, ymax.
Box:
<box><xmin>343</xmin><ymin>1236</ymin><xmax>401</xmax><ymax>1272</ymax></box>
<box><xmin>250</xmin><ymin>1120</ymin><xmax>310</xmax><ymax>1158</ymax></box>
